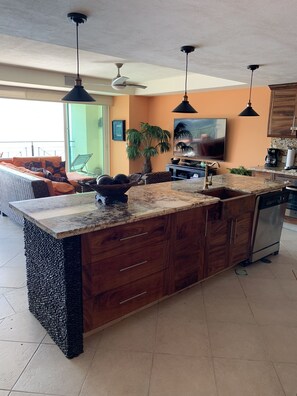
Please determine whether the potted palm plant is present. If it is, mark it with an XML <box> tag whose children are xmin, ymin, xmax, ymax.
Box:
<box><xmin>126</xmin><ymin>122</ymin><xmax>171</xmax><ymax>173</ymax></box>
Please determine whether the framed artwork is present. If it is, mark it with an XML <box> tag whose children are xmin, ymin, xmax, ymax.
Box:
<box><xmin>112</xmin><ymin>120</ymin><xmax>126</xmax><ymax>141</ymax></box>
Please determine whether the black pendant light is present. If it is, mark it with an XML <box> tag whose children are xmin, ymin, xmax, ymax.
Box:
<box><xmin>172</xmin><ymin>45</ymin><xmax>197</xmax><ymax>113</ymax></box>
<box><xmin>62</xmin><ymin>12</ymin><xmax>95</xmax><ymax>103</ymax></box>
<box><xmin>238</xmin><ymin>65</ymin><xmax>259</xmax><ymax>116</ymax></box>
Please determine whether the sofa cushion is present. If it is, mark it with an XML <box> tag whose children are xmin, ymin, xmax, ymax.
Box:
<box><xmin>12</xmin><ymin>156</ymin><xmax>62</xmax><ymax>168</ymax></box>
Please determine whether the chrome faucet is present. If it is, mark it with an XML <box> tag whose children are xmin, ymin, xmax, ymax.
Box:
<box><xmin>203</xmin><ymin>161</ymin><xmax>220</xmax><ymax>189</ymax></box>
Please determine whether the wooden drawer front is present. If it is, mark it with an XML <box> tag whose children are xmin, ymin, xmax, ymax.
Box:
<box><xmin>82</xmin><ymin>216</ymin><xmax>169</xmax><ymax>263</ymax></box>
<box><xmin>83</xmin><ymin>271</ymin><xmax>164</xmax><ymax>331</ymax></box>
<box><xmin>83</xmin><ymin>242</ymin><xmax>169</xmax><ymax>296</ymax></box>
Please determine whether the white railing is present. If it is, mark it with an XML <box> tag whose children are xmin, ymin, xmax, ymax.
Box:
<box><xmin>0</xmin><ymin>140</ymin><xmax>65</xmax><ymax>159</ymax></box>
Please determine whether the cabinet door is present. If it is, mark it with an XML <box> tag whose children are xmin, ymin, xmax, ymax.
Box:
<box><xmin>205</xmin><ymin>217</ymin><xmax>229</xmax><ymax>278</ymax></box>
<box><xmin>268</xmin><ymin>84</ymin><xmax>297</xmax><ymax>137</ymax></box>
<box><xmin>171</xmin><ymin>207</ymin><xmax>205</xmax><ymax>292</ymax></box>
<box><xmin>229</xmin><ymin>212</ymin><xmax>253</xmax><ymax>266</ymax></box>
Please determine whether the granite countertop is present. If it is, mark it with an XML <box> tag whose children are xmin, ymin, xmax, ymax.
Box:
<box><xmin>10</xmin><ymin>174</ymin><xmax>283</xmax><ymax>239</ymax></box>
<box><xmin>249</xmin><ymin>165</ymin><xmax>297</xmax><ymax>177</ymax></box>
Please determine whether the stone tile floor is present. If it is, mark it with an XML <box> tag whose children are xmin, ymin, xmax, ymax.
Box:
<box><xmin>0</xmin><ymin>214</ymin><xmax>297</xmax><ymax>396</ymax></box>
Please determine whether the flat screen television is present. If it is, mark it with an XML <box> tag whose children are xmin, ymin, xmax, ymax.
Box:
<box><xmin>173</xmin><ymin>118</ymin><xmax>227</xmax><ymax>161</ymax></box>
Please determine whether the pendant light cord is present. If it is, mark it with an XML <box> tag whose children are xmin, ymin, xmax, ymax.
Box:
<box><xmin>248</xmin><ymin>69</ymin><xmax>254</xmax><ymax>105</ymax></box>
<box><xmin>184</xmin><ymin>52</ymin><xmax>189</xmax><ymax>96</ymax></box>
<box><xmin>76</xmin><ymin>22</ymin><xmax>80</xmax><ymax>79</ymax></box>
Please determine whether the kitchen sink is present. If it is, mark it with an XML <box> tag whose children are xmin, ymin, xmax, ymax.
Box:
<box><xmin>198</xmin><ymin>187</ymin><xmax>250</xmax><ymax>201</ymax></box>
<box><xmin>198</xmin><ymin>187</ymin><xmax>255</xmax><ymax>219</ymax></box>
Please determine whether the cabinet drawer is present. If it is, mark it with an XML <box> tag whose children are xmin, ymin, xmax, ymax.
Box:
<box><xmin>83</xmin><ymin>241</ymin><xmax>169</xmax><ymax>296</ymax></box>
<box><xmin>82</xmin><ymin>216</ymin><xmax>169</xmax><ymax>263</ymax></box>
<box><xmin>83</xmin><ymin>271</ymin><xmax>164</xmax><ymax>330</ymax></box>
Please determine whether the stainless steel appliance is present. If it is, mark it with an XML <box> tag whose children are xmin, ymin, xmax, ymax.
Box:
<box><xmin>265</xmin><ymin>148</ymin><xmax>280</xmax><ymax>168</ymax></box>
<box><xmin>250</xmin><ymin>189</ymin><xmax>289</xmax><ymax>263</ymax></box>
<box><xmin>286</xmin><ymin>184</ymin><xmax>297</xmax><ymax>219</ymax></box>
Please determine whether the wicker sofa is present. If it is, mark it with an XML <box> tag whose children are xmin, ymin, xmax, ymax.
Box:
<box><xmin>0</xmin><ymin>156</ymin><xmax>76</xmax><ymax>225</ymax></box>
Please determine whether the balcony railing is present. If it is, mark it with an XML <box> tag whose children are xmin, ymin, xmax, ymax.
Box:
<box><xmin>0</xmin><ymin>140</ymin><xmax>65</xmax><ymax>159</ymax></box>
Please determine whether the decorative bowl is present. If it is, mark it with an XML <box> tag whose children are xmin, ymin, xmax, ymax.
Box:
<box><xmin>85</xmin><ymin>173</ymin><xmax>142</xmax><ymax>198</ymax></box>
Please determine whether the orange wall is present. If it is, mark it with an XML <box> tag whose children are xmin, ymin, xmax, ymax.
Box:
<box><xmin>110</xmin><ymin>86</ymin><xmax>271</xmax><ymax>175</ymax></box>
<box><xmin>147</xmin><ymin>86</ymin><xmax>271</xmax><ymax>174</ymax></box>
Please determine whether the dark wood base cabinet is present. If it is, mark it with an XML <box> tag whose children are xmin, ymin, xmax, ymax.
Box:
<box><xmin>82</xmin><ymin>198</ymin><xmax>255</xmax><ymax>333</ymax></box>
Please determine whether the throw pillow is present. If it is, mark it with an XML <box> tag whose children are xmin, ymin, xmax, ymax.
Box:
<box><xmin>24</xmin><ymin>161</ymin><xmax>42</xmax><ymax>170</ymax></box>
<box><xmin>45</xmin><ymin>160</ymin><xmax>67</xmax><ymax>178</ymax></box>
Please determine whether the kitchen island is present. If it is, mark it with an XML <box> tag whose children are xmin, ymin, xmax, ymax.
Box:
<box><xmin>10</xmin><ymin>174</ymin><xmax>283</xmax><ymax>358</ymax></box>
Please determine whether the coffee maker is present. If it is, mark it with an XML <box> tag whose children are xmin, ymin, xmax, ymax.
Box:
<box><xmin>265</xmin><ymin>148</ymin><xmax>280</xmax><ymax>168</ymax></box>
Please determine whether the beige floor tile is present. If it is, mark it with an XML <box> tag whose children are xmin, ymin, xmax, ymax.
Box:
<box><xmin>204</xmin><ymin>296</ymin><xmax>255</xmax><ymax>324</ymax></box>
<box><xmin>0</xmin><ymin>295</ymin><xmax>14</xmax><ymax>319</ymax></box>
<box><xmin>214</xmin><ymin>358</ymin><xmax>285</xmax><ymax>396</ymax></box>
<box><xmin>274</xmin><ymin>362</ymin><xmax>297</xmax><ymax>396</ymax></box>
<box><xmin>269</xmin><ymin>261</ymin><xmax>297</xmax><ymax>280</ymax></box>
<box><xmin>80</xmin><ymin>349</ymin><xmax>152</xmax><ymax>396</ymax></box>
<box><xmin>243</xmin><ymin>261</ymin><xmax>276</xmax><ymax>279</ymax></box>
<box><xmin>155</xmin><ymin>313</ymin><xmax>210</xmax><ymax>357</ymax></box>
<box><xmin>239</xmin><ymin>277</ymin><xmax>288</xmax><ymax>301</ymax></box>
<box><xmin>0</xmin><ymin>311</ymin><xmax>46</xmax><ymax>342</ymax></box>
<box><xmin>98</xmin><ymin>306</ymin><xmax>157</xmax><ymax>352</ymax></box>
<box><xmin>4</xmin><ymin>287</ymin><xmax>28</xmax><ymax>313</ymax></box>
<box><xmin>4</xmin><ymin>253</ymin><xmax>26</xmax><ymax>268</ymax></box>
<box><xmin>250</xmin><ymin>298</ymin><xmax>297</xmax><ymax>326</ymax></box>
<box><xmin>149</xmin><ymin>353</ymin><xmax>217</xmax><ymax>396</ymax></box>
<box><xmin>10</xmin><ymin>393</ymin><xmax>47</xmax><ymax>396</ymax></box>
<box><xmin>202</xmin><ymin>275</ymin><xmax>246</xmax><ymax>300</ymax></box>
<box><xmin>0</xmin><ymin>340</ymin><xmax>38</xmax><ymax>389</ymax></box>
<box><xmin>13</xmin><ymin>343</ymin><xmax>95</xmax><ymax>395</ymax></box>
<box><xmin>260</xmin><ymin>325</ymin><xmax>297</xmax><ymax>363</ymax></box>
<box><xmin>278</xmin><ymin>279</ymin><xmax>297</xmax><ymax>300</ymax></box>
<box><xmin>209</xmin><ymin>321</ymin><xmax>267</xmax><ymax>360</ymax></box>
<box><xmin>0</xmin><ymin>391</ymin><xmax>9</xmax><ymax>396</ymax></box>
<box><xmin>158</xmin><ymin>284</ymin><xmax>205</xmax><ymax>321</ymax></box>
<box><xmin>0</xmin><ymin>266</ymin><xmax>26</xmax><ymax>288</ymax></box>
<box><xmin>0</xmin><ymin>241</ymin><xmax>23</xmax><ymax>267</ymax></box>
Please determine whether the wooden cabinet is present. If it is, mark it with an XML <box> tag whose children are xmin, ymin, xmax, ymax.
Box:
<box><xmin>268</xmin><ymin>83</ymin><xmax>297</xmax><ymax>138</ymax></box>
<box><xmin>170</xmin><ymin>207</ymin><xmax>206</xmax><ymax>292</ymax></box>
<box><xmin>82</xmin><ymin>215</ymin><xmax>170</xmax><ymax>331</ymax></box>
<box><xmin>205</xmin><ymin>195</ymin><xmax>255</xmax><ymax>277</ymax></box>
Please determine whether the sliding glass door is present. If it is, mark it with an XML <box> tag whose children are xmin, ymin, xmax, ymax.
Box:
<box><xmin>65</xmin><ymin>103</ymin><xmax>109</xmax><ymax>176</ymax></box>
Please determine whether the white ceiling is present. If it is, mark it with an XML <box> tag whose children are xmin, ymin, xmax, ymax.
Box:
<box><xmin>0</xmin><ymin>0</ymin><xmax>297</xmax><ymax>96</ymax></box>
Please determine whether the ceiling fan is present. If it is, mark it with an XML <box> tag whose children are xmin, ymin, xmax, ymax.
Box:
<box><xmin>65</xmin><ymin>63</ymin><xmax>147</xmax><ymax>91</ymax></box>
<box><xmin>111</xmin><ymin>63</ymin><xmax>147</xmax><ymax>90</ymax></box>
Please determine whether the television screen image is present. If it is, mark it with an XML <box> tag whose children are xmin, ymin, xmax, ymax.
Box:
<box><xmin>173</xmin><ymin>118</ymin><xmax>227</xmax><ymax>161</ymax></box>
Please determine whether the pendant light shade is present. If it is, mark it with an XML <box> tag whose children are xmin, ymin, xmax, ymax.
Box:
<box><xmin>238</xmin><ymin>64</ymin><xmax>259</xmax><ymax>116</ymax></box>
<box><xmin>172</xmin><ymin>45</ymin><xmax>197</xmax><ymax>113</ymax></box>
<box><xmin>62</xmin><ymin>12</ymin><xmax>95</xmax><ymax>103</ymax></box>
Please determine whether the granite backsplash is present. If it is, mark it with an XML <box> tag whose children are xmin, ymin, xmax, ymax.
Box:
<box><xmin>271</xmin><ymin>137</ymin><xmax>297</xmax><ymax>165</ymax></box>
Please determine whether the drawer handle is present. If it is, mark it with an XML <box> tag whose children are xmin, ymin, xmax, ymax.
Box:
<box><xmin>120</xmin><ymin>260</ymin><xmax>148</xmax><ymax>272</ymax></box>
<box><xmin>119</xmin><ymin>232</ymin><xmax>148</xmax><ymax>241</ymax></box>
<box><xmin>119</xmin><ymin>291</ymin><xmax>147</xmax><ymax>305</ymax></box>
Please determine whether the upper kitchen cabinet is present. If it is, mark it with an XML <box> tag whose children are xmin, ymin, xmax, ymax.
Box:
<box><xmin>267</xmin><ymin>83</ymin><xmax>297</xmax><ymax>138</ymax></box>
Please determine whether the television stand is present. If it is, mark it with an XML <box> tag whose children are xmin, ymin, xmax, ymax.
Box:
<box><xmin>166</xmin><ymin>163</ymin><xmax>216</xmax><ymax>181</ymax></box>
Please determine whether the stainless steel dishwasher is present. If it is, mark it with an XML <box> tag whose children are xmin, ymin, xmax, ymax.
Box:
<box><xmin>250</xmin><ymin>189</ymin><xmax>289</xmax><ymax>263</ymax></box>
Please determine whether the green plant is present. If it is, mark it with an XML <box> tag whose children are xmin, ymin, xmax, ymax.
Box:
<box><xmin>228</xmin><ymin>165</ymin><xmax>252</xmax><ymax>176</ymax></box>
<box><xmin>126</xmin><ymin>122</ymin><xmax>171</xmax><ymax>173</ymax></box>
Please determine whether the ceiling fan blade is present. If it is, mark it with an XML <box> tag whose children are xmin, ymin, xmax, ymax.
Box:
<box><xmin>125</xmin><ymin>83</ymin><xmax>147</xmax><ymax>89</ymax></box>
